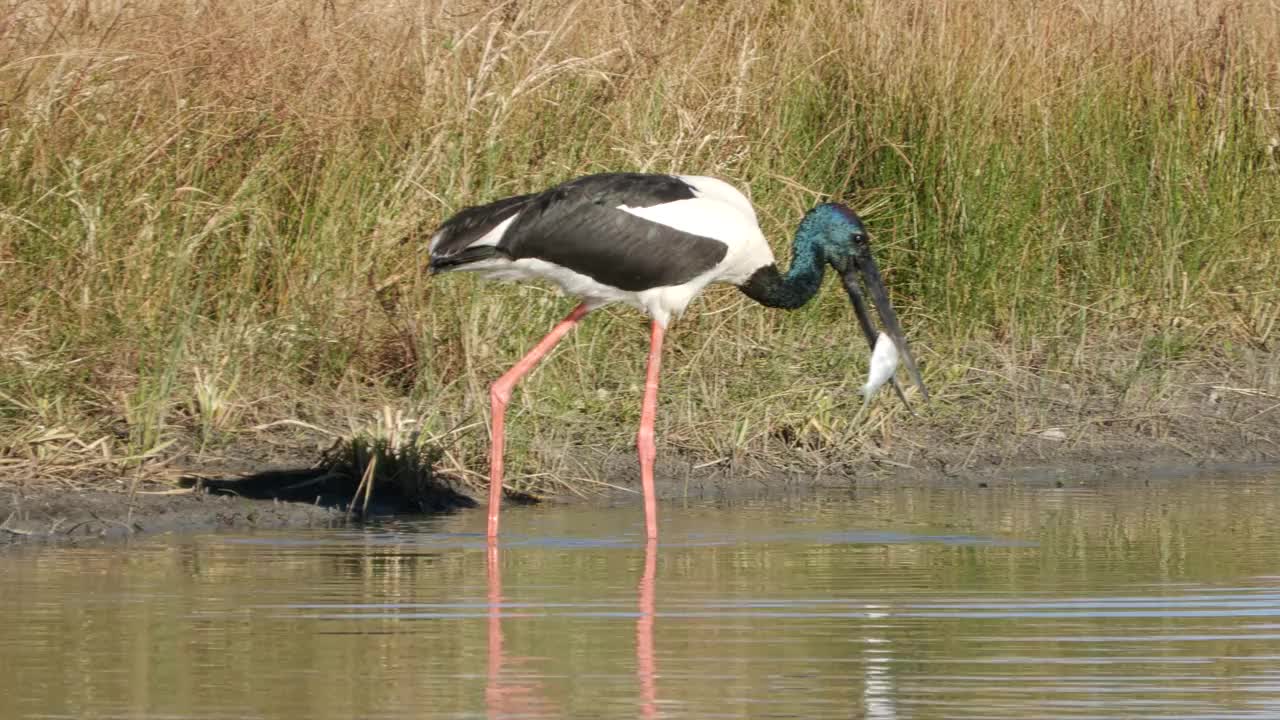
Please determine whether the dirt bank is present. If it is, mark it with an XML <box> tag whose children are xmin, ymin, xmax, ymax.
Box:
<box><xmin>1</xmin><ymin>488</ymin><xmax>342</xmax><ymax>547</ymax></box>
<box><xmin>5</xmin><ymin>424</ymin><xmax>1278</xmax><ymax>550</ymax></box>
<box><xmin>578</xmin><ymin>424</ymin><xmax>1280</xmax><ymax>505</ymax></box>
<box><xmin>4</xmin><ymin>349</ymin><xmax>1279</xmax><ymax>550</ymax></box>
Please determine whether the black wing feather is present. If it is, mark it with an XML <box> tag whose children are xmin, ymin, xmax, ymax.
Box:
<box><xmin>429</xmin><ymin>192</ymin><xmax>537</xmax><ymax>262</ymax></box>
<box><xmin>554</xmin><ymin>172</ymin><xmax>697</xmax><ymax>208</ymax></box>
<box><xmin>500</xmin><ymin>176</ymin><xmax>727</xmax><ymax>291</ymax></box>
<box><xmin>429</xmin><ymin>173</ymin><xmax>728</xmax><ymax>291</ymax></box>
<box><xmin>429</xmin><ymin>245</ymin><xmax>501</xmax><ymax>272</ymax></box>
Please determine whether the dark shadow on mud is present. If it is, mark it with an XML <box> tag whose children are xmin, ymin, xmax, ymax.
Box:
<box><xmin>180</xmin><ymin>437</ymin><xmax>476</xmax><ymax>518</ymax></box>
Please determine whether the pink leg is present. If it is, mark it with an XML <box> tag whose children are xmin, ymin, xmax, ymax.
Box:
<box><xmin>488</xmin><ymin>303</ymin><xmax>591</xmax><ymax>538</ymax></box>
<box><xmin>638</xmin><ymin>321</ymin><xmax>664</xmax><ymax>540</ymax></box>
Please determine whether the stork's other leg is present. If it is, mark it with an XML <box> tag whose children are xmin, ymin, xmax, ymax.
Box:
<box><xmin>637</xmin><ymin>321</ymin><xmax>665</xmax><ymax>540</ymax></box>
<box><xmin>488</xmin><ymin>302</ymin><xmax>590</xmax><ymax>538</ymax></box>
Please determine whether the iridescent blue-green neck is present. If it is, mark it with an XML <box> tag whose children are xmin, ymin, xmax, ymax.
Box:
<box><xmin>738</xmin><ymin>204</ymin><xmax>863</xmax><ymax>309</ymax></box>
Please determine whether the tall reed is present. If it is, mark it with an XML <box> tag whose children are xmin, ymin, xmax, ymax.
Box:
<box><xmin>2</xmin><ymin>1</ymin><xmax>1277</xmax><ymax>486</ymax></box>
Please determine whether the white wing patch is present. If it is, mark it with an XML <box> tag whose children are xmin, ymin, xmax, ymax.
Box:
<box><xmin>618</xmin><ymin>191</ymin><xmax>773</xmax><ymax>286</ymax></box>
<box><xmin>471</xmin><ymin>215</ymin><xmax>516</xmax><ymax>247</ymax></box>
<box><xmin>616</xmin><ymin>197</ymin><xmax>753</xmax><ymax>247</ymax></box>
<box><xmin>678</xmin><ymin>175</ymin><xmax>758</xmax><ymax>225</ymax></box>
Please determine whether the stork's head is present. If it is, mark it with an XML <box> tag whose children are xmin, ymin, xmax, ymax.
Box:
<box><xmin>802</xmin><ymin>203</ymin><xmax>929</xmax><ymax>407</ymax></box>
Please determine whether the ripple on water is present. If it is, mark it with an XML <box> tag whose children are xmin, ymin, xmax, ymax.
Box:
<box><xmin>3</xmin><ymin>473</ymin><xmax>1280</xmax><ymax>719</ymax></box>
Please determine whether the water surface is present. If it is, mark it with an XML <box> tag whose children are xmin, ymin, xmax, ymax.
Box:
<box><xmin>4</xmin><ymin>472</ymin><xmax>1280</xmax><ymax>719</ymax></box>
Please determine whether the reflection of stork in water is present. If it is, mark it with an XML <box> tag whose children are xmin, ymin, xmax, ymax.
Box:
<box><xmin>484</xmin><ymin>540</ymin><xmax>659</xmax><ymax>718</ymax></box>
<box><xmin>430</xmin><ymin>173</ymin><xmax>928</xmax><ymax>540</ymax></box>
<box><xmin>637</xmin><ymin>540</ymin><xmax>658</xmax><ymax>719</ymax></box>
<box><xmin>484</xmin><ymin>542</ymin><xmax>558</xmax><ymax>719</ymax></box>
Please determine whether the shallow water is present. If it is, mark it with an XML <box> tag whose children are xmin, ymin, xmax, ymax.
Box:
<box><xmin>4</xmin><ymin>472</ymin><xmax>1280</xmax><ymax>719</ymax></box>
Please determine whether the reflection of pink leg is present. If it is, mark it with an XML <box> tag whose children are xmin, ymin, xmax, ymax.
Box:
<box><xmin>485</xmin><ymin>539</ymin><xmax>558</xmax><ymax>717</ymax></box>
<box><xmin>485</xmin><ymin>539</ymin><xmax>503</xmax><ymax>718</ymax></box>
<box><xmin>637</xmin><ymin>539</ymin><xmax>658</xmax><ymax>718</ymax></box>
<box><xmin>637</xmin><ymin>322</ymin><xmax>664</xmax><ymax>540</ymax></box>
<box><xmin>488</xmin><ymin>303</ymin><xmax>591</xmax><ymax>538</ymax></box>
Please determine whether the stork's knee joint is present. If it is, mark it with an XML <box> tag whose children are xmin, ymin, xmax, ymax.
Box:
<box><xmin>490</xmin><ymin>383</ymin><xmax>512</xmax><ymax>406</ymax></box>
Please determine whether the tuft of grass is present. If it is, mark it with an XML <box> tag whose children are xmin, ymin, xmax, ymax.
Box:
<box><xmin>324</xmin><ymin>433</ymin><xmax>469</xmax><ymax>518</ymax></box>
<box><xmin>1</xmin><ymin>0</ymin><xmax>1278</xmax><ymax>493</ymax></box>
<box><xmin>180</xmin><ymin>406</ymin><xmax>472</xmax><ymax>515</ymax></box>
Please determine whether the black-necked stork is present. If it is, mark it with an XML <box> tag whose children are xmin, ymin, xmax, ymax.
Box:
<box><xmin>428</xmin><ymin>173</ymin><xmax>927</xmax><ymax>539</ymax></box>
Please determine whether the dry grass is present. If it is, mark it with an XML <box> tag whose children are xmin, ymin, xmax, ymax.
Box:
<box><xmin>1</xmin><ymin>0</ymin><xmax>1278</xmax><ymax>492</ymax></box>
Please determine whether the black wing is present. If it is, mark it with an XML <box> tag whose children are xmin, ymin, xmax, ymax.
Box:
<box><xmin>552</xmin><ymin>172</ymin><xmax>698</xmax><ymax>208</ymax></box>
<box><xmin>429</xmin><ymin>192</ymin><xmax>538</xmax><ymax>262</ymax></box>
<box><xmin>499</xmin><ymin>174</ymin><xmax>728</xmax><ymax>292</ymax></box>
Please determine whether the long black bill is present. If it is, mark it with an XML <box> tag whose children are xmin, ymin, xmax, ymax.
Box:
<box><xmin>839</xmin><ymin>246</ymin><xmax>929</xmax><ymax>407</ymax></box>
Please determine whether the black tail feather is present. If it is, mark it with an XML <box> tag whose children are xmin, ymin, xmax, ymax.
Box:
<box><xmin>429</xmin><ymin>245</ymin><xmax>505</xmax><ymax>273</ymax></box>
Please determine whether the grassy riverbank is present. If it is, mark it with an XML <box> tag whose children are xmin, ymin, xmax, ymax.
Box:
<box><xmin>2</xmin><ymin>0</ymin><xmax>1278</xmax><ymax>497</ymax></box>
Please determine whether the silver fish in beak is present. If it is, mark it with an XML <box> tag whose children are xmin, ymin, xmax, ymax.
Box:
<box><xmin>861</xmin><ymin>331</ymin><xmax>901</xmax><ymax>407</ymax></box>
<box><xmin>839</xmin><ymin>233</ymin><xmax>928</xmax><ymax>410</ymax></box>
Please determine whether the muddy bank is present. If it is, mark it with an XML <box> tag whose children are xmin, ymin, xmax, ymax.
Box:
<box><xmin>1</xmin><ymin>439</ymin><xmax>473</xmax><ymax>547</ymax></box>
<box><xmin>573</xmin><ymin>442</ymin><xmax>1280</xmax><ymax>507</ymax></box>
<box><xmin>5</xmin><ymin>452</ymin><xmax>1279</xmax><ymax>550</ymax></box>
<box><xmin>4</xmin><ymin>359</ymin><xmax>1279</xmax><ymax>550</ymax></box>
<box><xmin>562</xmin><ymin>377</ymin><xmax>1280</xmax><ymax>503</ymax></box>
<box><xmin>6</xmin><ymin>446</ymin><xmax>1278</xmax><ymax>551</ymax></box>
<box><xmin>1</xmin><ymin>488</ymin><xmax>343</xmax><ymax>547</ymax></box>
